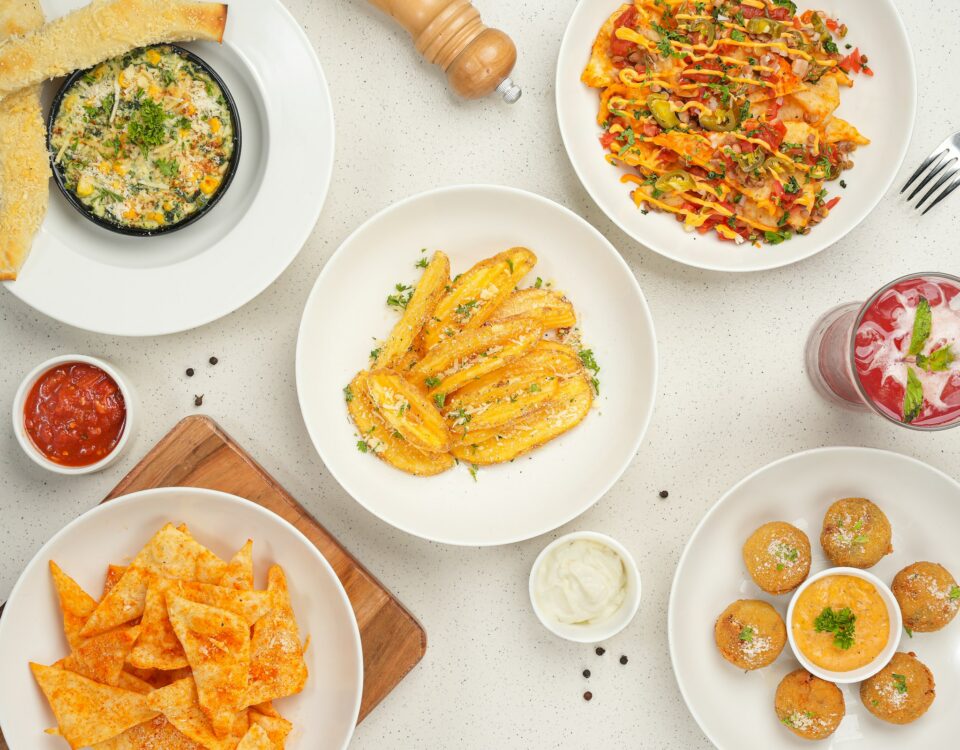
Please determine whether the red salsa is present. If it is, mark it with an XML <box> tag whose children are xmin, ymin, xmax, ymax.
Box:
<box><xmin>23</xmin><ymin>362</ymin><xmax>126</xmax><ymax>467</ymax></box>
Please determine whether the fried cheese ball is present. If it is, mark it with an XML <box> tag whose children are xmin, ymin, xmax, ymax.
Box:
<box><xmin>891</xmin><ymin>562</ymin><xmax>960</xmax><ymax>632</ymax></box>
<box><xmin>714</xmin><ymin>599</ymin><xmax>786</xmax><ymax>670</ymax></box>
<box><xmin>860</xmin><ymin>652</ymin><xmax>936</xmax><ymax>724</ymax></box>
<box><xmin>742</xmin><ymin>522</ymin><xmax>812</xmax><ymax>594</ymax></box>
<box><xmin>774</xmin><ymin>669</ymin><xmax>845</xmax><ymax>740</ymax></box>
<box><xmin>820</xmin><ymin>498</ymin><xmax>892</xmax><ymax>568</ymax></box>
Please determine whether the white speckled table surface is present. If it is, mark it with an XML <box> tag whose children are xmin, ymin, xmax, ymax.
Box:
<box><xmin>2</xmin><ymin>1</ymin><xmax>959</xmax><ymax>748</ymax></box>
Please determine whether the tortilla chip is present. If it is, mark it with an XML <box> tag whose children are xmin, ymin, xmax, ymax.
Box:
<box><xmin>581</xmin><ymin>4</ymin><xmax>626</xmax><ymax>89</ymax></box>
<box><xmin>824</xmin><ymin>116</ymin><xmax>870</xmax><ymax>146</ymax></box>
<box><xmin>59</xmin><ymin>625</ymin><xmax>140</xmax><ymax>686</ymax></box>
<box><xmin>82</xmin><ymin>525</ymin><xmax>227</xmax><ymax>637</ymax></box>
<box><xmin>103</xmin><ymin>565</ymin><xmax>127</xmax><ymax>597</ymax></box>
<box><xmin>250</xmin><ymin>709</ymin><xmax>292</xmax><ymax>747</ymax></box>
<box><xmin>220</xmin><ymin>540</ymin><xmax>254</xmax><ymax>590</ymax></box>
<box><xmin>245</xmin><ymin>566</ymin><xmax>308</xmax><ymax>707</ymax></box>
<box><xmin>236</xmin><ymin>723</ymin><xmax>273</xmax><ymax>750</ymax></box>
<box><xmin>116</xmin><ymin>670</ymin><xmax>153</xmax><ymax>695</ymax></box>
<box><xmin>251</xmin><ymin>701</ymin><xmax>279</xmax><ymax>718</ymax></box>
<box><xmin>30</xmin><ymin>663</ymin><xmax>158</xmax><ymax>749</ymax></box>
<box><xmin>49</xmin><ymin>561</ymin><xmax>97</xmax><ymax>650</ymax></box>
<box><xmin>91</xmin><ymin>715</ymin><xmax>204</xmax><ymax>749</ymax></box>
<box><xmin>167</xmin><ymin>595</ymin><xmax>250</xmax><ymax>738</ymax></box>
<box><xmin>147</xmin><ymin>678</ymin><xmax>248</xmax><ymax>750</ymax></box>
<box><xmin>130</xmin><ymin>579</ymin><xmax>270</xmax><ymax>670</ymax></box>
<box><xmin>782</xmin><ymin>75</ymin><xmax>840</xmax><ymax>126</ymax></box>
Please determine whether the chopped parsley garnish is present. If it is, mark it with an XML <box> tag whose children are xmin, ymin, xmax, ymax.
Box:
<box><xmin>356</xmin><ymin>440</ymin><xmax>369</xmax><ymax>453</ymax></box>
<box><xmin>369</xmin><ymin>347</ymin><xmax>382</xmax><ymax>361</ymax></box>
<box><xmin>343</xmin><ymin>385</ymin><xmax>354</xmax><ymax>402</ymax></box>
<box><xmin>892</xmin><ymin>673</ymin><xmax>908</xmax><ymax>694</ymax></box>
<box><xmin>738</xmin><ymin>626</ymin><xmax>754</xmax><ymax>643</ymax></box>
<box><xmin>127</xmin><ymin>98</ymin><xmax>168</xmax><ymax>156</ymax></box>
<box><xmin>579</xmin><ymin>349</ymin><xmax>601</xmax><ymax>394</ymax></box>
<box><xmin>386</xmin><ymin>283</ymin><xmax>414</xmax><ymax>309</ymax></box>
<box><xmin>764</xmin><ymin>229</ymin><xmax>792</xmax><ymax>245</ymax></box>
<box><xmin>730</xmin><ymin>30</ymin><xmax>745</xmax><ymax>42</ymax></box>
<box><xmin>814</xmin><ymin>606</ymin><xmax>856</xmax><ymax>650</ymax></box>
<box><xmin>154</xmin><ymin>158</ymin><xmax>178</xmax><ymax>178</ymax></box>
<box><xmin>950</xmin><ymin>586</ymin><xmax>960</xmax><ymax>600</ymax></box>
<box><xmin>468</xmin><ymin>464</ymin><xmax>479</xmax><ymax>482</ymax></box>
<box><xmin>528</xmin><ymin>383</ymin><xmax>541</xmax><ymax>393</ymax></box>
<box><xmin>783</xmin><ymin>176</ymin><xmax>800</xmax><ymax>195</ymax></box>
<box><xmin>433</xmin><ymin>393</ymin><xmax>446</xmax><ymax>409</ymax></box>
<box><xmin>424</xmin><ymin>375</ymin><xmax>442</xmax><ymax>389</ymax></box>
<box><xmin>415</xmin><ymin>257</ymin><xmax>429</xmax><ymax>268</ymax></box>
<box><xmin>455</xmin><ymin>300</ymin><xmax>479</xmax><ymax>320</ymax></box>
<box><xmin>905</xmin><ymin>626</ymin><xmax>913</xmax><ymax>637</ymax></box>
<box><xmin>534</xmin><ymin>277</ymin><xmax>543</xmax><ymax>289</ymax></box>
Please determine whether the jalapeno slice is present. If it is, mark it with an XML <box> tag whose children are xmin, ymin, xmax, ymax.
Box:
<box><xmin>734</xmin><ymin>149</ymin><xmax>766</xmax><ymax>172</ymax></box>
<box><xmin>654</xmin><ymin>170</ymin><xmax>697</xmax><ymax>193</ymax></box>
<box><xmin>647</xmin><ymin>94</ymin><xmax>679</xmax><ymax>129</ymax></box>
<box><xmin>698</xmin><ymin>108</ymin><xmax>738</xmax><ymax>132</ymax></box>
<box><xmin>746</xmin><ymin>18</ymin><xmax>784</xmax><ymax>37</ymax></box>
<box><xmin>691</xmin><ymin>20</ymin><xmax>716</xmax><ymax>46</ymax></box>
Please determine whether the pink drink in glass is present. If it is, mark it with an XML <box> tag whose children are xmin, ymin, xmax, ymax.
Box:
<box><xmin>806</xmin><ymin>273</ymin><xmax>960</xmax><ymax>430</ymax></box>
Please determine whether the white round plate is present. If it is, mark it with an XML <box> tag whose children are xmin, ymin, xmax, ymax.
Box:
<box><xmin>2</xmin><ymin>0</ymin><xmax>334</xmax><ymax>335</ymax></box>
<box><xmin>0</xmin><ymin>487</ymin><xmax>362</xmax><ymax>750</ymax></box>
<box><xmin>669</xmin><ymin>447</ymin><xmax>960</xmax><ymax>749</ymax></box>
<box><xmin>296</xmin><ymin>185</ymin><xmax>657</xmax><ymax>546</ymax></box>
<box><xmin>556</xmin><ymin>0</ymin><xmax>916</xmax><ymax>272</ymax></box>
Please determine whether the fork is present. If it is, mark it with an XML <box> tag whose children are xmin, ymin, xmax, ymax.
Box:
<box><xmin>902</xmin><ymin>133</ymin><xmax>960</xmax><ymax>214</ymax></box>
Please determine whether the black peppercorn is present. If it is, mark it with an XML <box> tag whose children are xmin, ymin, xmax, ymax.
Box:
<box><xmin>194</xmin><ymin>394</ymin><xmax>204</xmax><ymax>407</ymax></box>
<box><xmin>582</xmin><ymin>669</ymin><xmax>591</xmax><ymax>678</ymax></box>
<box><xmin>620</xmin><ymin>655</ymin><xmax>628</xmax><ymax>665</ymax></box>
<box><xmin>209</xmin><ymin>356</ymin><xmax>219</xmax><ymax>365</ymax></box>
<box><xmin>186</xmin><ymin>368</ymin><xmax>195</xmax><ymax>377</ymax></box>
<box><xmin>595</xmin><ymin>646</ymin><xmax>605</xmax><ymax>656</ymax></box>
<box><xmin>659</xmin><ymin>490</ymin><xmax>669</xmax><ymax>498</ymax></box>
<box><xmin>583</xmin><ymin>691</ymin><xmax>593</xmax><ymax>702</ymax></box>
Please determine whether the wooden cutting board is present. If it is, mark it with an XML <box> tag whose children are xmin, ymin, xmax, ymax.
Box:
<box><xmin>0</xmin><ymin>415</ymin><xmax>425</xmax><ymax>741</ymax></box>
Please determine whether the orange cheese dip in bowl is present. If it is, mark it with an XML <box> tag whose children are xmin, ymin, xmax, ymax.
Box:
<box><xmin>787</xmin><ymin>567</ymin><xmax>901</xmax><ymax>683</ymax></box>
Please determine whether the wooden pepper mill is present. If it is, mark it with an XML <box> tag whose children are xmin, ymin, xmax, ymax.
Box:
<box><xmin>367</xmin><ymin>0</ymin><xmax>521</xmax><ymax>102</ymax></box>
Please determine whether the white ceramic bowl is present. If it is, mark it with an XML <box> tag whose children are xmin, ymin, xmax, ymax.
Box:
<box><xmin>296</xmin><ymin>184</ymin><xmax>657</xmax><ymax>546</ymax></box>
<box><xmin>0</xmin><ymin>487</ymin><xmax>363</xmax><ymax>750</ymax></box>
<box><xmin>528</xmin><ymin>531</ymin><xmax>641</xmax><ymax>643</ymax></box>
<box><xmin>786</xmin><ymin>566</ymin><xmax>901</xmax><ymax>684</ymax></box>
<box><xmin>556</xmin><ymin>0</ymin><xmax>916</xmax><ymax>271</ymax></box>
<box><xmin>12</xmin><ymin>354</ymin><xmax>137</xmax><ymax>475</ymax></box>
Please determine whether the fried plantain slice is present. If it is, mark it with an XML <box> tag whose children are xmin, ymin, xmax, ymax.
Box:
<box><xmin>346</xmin><ymin>372</ymin><xmax>454</xmax><ymax>476</ymax></box>
<box><xmin>375</xmin><ymin>252</ymin><xmax>449</xmax><ymax>368</ymax></box>
<box><xmin>366</xmin><ymin>369</ymin><xmax>451</xmax><ymax>453</ymax></box>
<box><xmin>489</xmin><ymin>288</ymin><xmax>577</xmax><ymax>330</ymax></box>
<box><xmin>410</xmin><ymin>318</ymin><xmax>544</xmax><ymax>401</ymax></box>
<box><xmin>451</xmin><ymin>373</ymin><xmax>594</xmax><ymax>465</ymax></box>
<box><xmin>421</xmin><ymin>248</ymin><xmax>537</xmax><ymax>350</ymax></box>
<box><xmin>446</xmin><ymin>370</ymin><xmax>558</xmax><ymax>440</ymax></box>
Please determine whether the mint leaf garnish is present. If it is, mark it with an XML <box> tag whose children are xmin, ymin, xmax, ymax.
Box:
<box><xmin>907</xmin><ymin>297</ymin><xmax>932</xmax><ymax>356</ymax></box>
<box><xmin>917</xmin><ymin>345</ymin><xmax>955</xmax><ymax>372</ymax></box>
<box><xmin>903</xmin><ymin>366</ymin><xmax>924</xmax><ymax>423</ymax></box>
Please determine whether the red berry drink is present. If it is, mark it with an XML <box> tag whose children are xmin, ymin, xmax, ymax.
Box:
<box><xmin>806</xmin><ymin>273</ymin><xmax>960</xmax><ymax>429</ymax></box>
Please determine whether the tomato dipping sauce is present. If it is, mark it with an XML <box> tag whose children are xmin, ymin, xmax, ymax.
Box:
<box><xmin>23</xmin><ymin>362</ymin><xmax>126</xmax><ymax>467</ymax></box>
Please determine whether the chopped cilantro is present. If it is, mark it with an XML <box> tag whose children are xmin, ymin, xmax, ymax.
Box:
<box><xmin>814</xmin><ymin>606</ymin><xmax>856</xmax><ymax>650</ymax></box>
<box><xmin>343</xmin><ymin>385</ymin><xmax>354</xmax><ymax>402</ymax></box>
<box><xmin>386</xmin><ymin>283</ymin><xmax>414</xmax><ymax>309</ymax></box>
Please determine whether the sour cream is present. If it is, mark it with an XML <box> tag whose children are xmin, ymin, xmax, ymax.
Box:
<box><xmin>535</xmin><ymin>539</ymin><xmax>627</xmax><ymax>625</ymax></box>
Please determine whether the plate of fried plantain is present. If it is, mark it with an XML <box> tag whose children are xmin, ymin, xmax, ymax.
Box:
<box><xmin>296</xmin><ymin>185</ymin><xmax>657</xmax><ymax>545</ymax></box>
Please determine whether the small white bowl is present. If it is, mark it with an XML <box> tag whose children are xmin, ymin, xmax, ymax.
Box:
<box><xmin>12</xmin><ymin>354</ymin><xmax>137</xmax><ymax>475</ymax></box>
<box><xmin>529</xmin><ymin>531</ymin><xmax>641</xmax><ymax>643</ymax></box>
<box><xmin>786</xmin><ymin>566</ymin><xmax>902</xmax><ymax>684</ymax></box>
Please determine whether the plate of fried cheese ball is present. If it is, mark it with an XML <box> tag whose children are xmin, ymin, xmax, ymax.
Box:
<box><xmin>669</xmin><ymin>447</ymin><xmax>960</xmax><ymax>749</ymax></box>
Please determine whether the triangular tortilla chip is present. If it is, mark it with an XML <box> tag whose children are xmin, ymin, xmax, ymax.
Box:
<box><xmin>251</xmin><ymin>701</ymin><xmax>279</xmax><ymax>718</ymax></box>
<box><xmin>115</xmin><ymin>671</ymin><xmax>153</xmax><ymax>695</ymax></box>
<box><xmin>58</xmin><ymin>625</ymin><xmax>140</xmax><ymax>686</ymax></box>
<box><xmin>167</xmin><ymin>595</ymin><xmax>250</xmax><ymax>738</ymax></box>
<box><xmin>30</xmin><ymin>663</ymin><xmax>158</xmax><ymax>749</ymax></box>
<box><xmin>130</xmin><ymin>579</ymin><xmax>270</xmax><ymax>670</ymax></box>
<box><xmin>245</xmin><ymin>566</ymin><xmax>308</xmax><ymax>707</ymax></box>
<box><xmin>147</xmin><ymin>678</ymin><xmax>248</xmax><ymax>750</ymax></box>
<box><xmin>91</xmin><ymin>715</ymin><xmax>204</xmax><ymax>749</ymax></box>
<box><xmin>82</xmin><ymin>525</ymin><xmax>227</xmax><ymax>637</ymax></box>
<box><xmin>250</xmin><ymin>709</ymin><xmax>292</xmax><ymax>747</ymax></box>
<box><xmin>219</xmin><ymin>540</ymin><xmax>254</xmax><ymax>590</ymax></box>
<box><xmin>236</xmin><ymin>723</ymin><xmax>273</xmax><ymax>750</ymax></box>
<box><xmin>49</xmin><ymin>561</ymin><xmax>97</xmax><ymax>650</ymax></box>
<box><xmin>103</xmin><ymin>565</ymin><xmax>127</xmax><ymax>597</ymax></box>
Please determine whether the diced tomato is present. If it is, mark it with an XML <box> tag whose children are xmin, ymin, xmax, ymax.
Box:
<box><xmin>839</xmin><ymin>47</ymin><xmax>862</xmax><ymax>74</ymax></box>
<box><xmin>610</xmin><ymin>6</ymin><xmax>640</xmax><ymax>57</ymax></box>
<box><xmin>600</xmin><ymin>132</ymin><xmax>617</xmax><ymax>149</ymax></box>
<box><xmin>792</xmin><ymin>16</ymin><xmax>803</xmax><ymax>30</ymax></box>
<box><xmin>739</xmin><ymin>6</ymin><xmax>763</xmax><ymax>19</ymax></box>
<box><xmin>825</xmin><ymin>19</ymin><xmax>838</xmax><ymax>31</ymax></box>
<box><xmin>825</xmin><ymin>196</ymin><xmax>841</xmax><ymax>211</ymax></box>
<box><xmin>768</xmin><ymin>7</ymin><xmax>792</xmax><ymax>21</ymax></box>
<box><xmin>800</xmin><ymin>10</ymin><xmax>813</xmax><ymax>23</ymax></box>
<box><xmin>766</xmin><ymin>98</ymin><xmax>783</xmax><ymax>120</ymax></box>
<box><xmin>771</xmin><ymin>179</ymin><xmax>800</xmax><ymax>207</ymax></box>
<box><xmin>754</xmin><ymin>120</ymin><xmax>787</xmax><ymax>151</ymax></box>
<box><xmin>862</xmin><ymin>66</ymin><xmax>874</xmax><ymax>77</ymax></box>
<box><xmin>642</xmin><ymin>123</ymin><xmax>662</xmax><ymax>137</ymax></box>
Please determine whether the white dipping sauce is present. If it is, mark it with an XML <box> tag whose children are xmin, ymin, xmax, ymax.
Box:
<box><xmin>535</xmin><ymin>539</ymin><xmax>627</xmax><ymax>625</ymax></box>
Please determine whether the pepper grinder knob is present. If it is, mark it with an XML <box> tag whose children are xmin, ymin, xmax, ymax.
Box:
<box><xmin>368</xmin><ymin>0</ymin><xmax>521</xmax><ymax>102</ymax></box>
